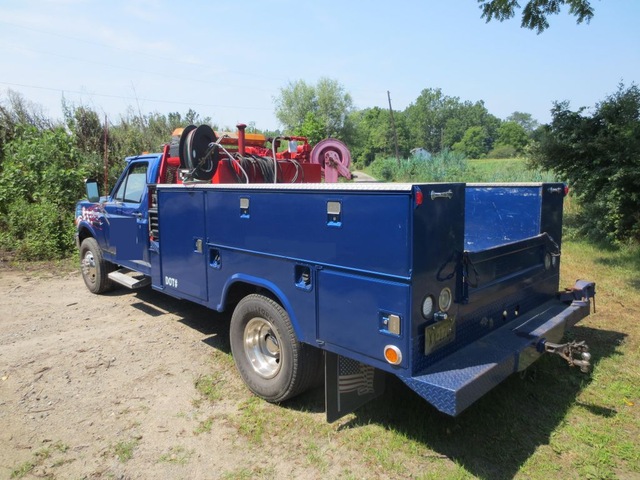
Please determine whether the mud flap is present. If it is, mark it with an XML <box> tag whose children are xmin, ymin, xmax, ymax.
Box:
<box><xmin>325</xmin><ymin>352</ymin><xmax>386</xmax><ymax>423</ymax></box>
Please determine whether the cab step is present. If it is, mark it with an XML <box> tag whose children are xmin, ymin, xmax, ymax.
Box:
<box><xmin>108</xmin><ymin>269</ymin><xmax>151</xmax><ymax>289</ymax></box>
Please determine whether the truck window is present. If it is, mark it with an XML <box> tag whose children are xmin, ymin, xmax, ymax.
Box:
<box><xmin>114</xmin><ymin>162</ymin><xmax>148</xmax><ymax>204</ymax></box>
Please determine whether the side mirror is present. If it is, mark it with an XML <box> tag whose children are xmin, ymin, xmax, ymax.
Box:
<box><xmin>85</xmin><ymin>179</ymin><xmax>100</xmax><ymax>203</ymax></box>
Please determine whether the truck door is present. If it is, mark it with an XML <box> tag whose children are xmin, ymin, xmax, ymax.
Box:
<box><xmin>104</xmin><ymin>160</ymin><xmax>150</xmax><ymax>268</ymax></box>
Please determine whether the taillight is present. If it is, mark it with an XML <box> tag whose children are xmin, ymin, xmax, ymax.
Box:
<box><xmin>414</xmin><ymin>187</ymin><xmax>423</xmax><ymax>207</ymax></box>
<box><xmin>384</xmin><ymin>345</ymin><xmax>402</xmax><ymax>365</ymax></box>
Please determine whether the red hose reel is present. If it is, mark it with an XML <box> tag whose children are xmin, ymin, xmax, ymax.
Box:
<box><xmin>310</xmin><ymin>139</ymin><xmax>352</xmax><ymax>183</ymax></box>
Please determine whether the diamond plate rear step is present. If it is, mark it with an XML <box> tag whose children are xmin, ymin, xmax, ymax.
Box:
<box><xmin>401</xmin><ymin>284</ymin><xmax>594</xmax><ymax>416</ymax></box>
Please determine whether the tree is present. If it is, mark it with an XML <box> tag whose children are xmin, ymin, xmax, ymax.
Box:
<box><xmin>452</xmin><ymin>126</ymin><xmax>490</xmax><ymax>158</ymax></box>
<box><xmin>273</xmin><ymin>78</ymin><xmax>353</xmax><ymax>140</ymax></box>
<box><xmin>347</xmin><ymin>107</ymin><xmax>411</xmax><ymax>166</ymax></box>
<box><xmin>1</xmin><ymin>89</ymin><xmax>52</xmax><ymax>165</ymax></box>
<box><xmin>405</xmin><ymin>88</ymin><xmax>499</xmax><ymax>154</ymax></box>
<box><xmin>296</xmin><ymin>112</ymin><xmax>325</xmax><ymax>146</ymax></box>
<box><xmin>478</xmin><ymin>0</ymin><xmax>595</xmax><ymax>33</ymax></box>
<box><xmin>495</xmin><ymin>121</ymin><xmax>529</xmax><ymax>153</ymax></box>
<box><xmin>506</xmin><ymin>111</ymin><xmax>539</xmax><ymax>133</ymax></box>
<box><xmin>529</xmin><ymin>83</ymin><xmax>640</xmax><ymax>242</ymax></box>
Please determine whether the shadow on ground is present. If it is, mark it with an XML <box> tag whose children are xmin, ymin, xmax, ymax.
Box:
<box><xmin>121</xmin><ymin>287</ymin><xmax>625</xmax><ymax>479</ymax></box>
<box><xmin>341</xmin><ymin>325</ymin><xmax>625</xmax><ymax>479</ymax></box>
<box><xmin>130</xmin><ymin>286</ymin><xmax>232</xmax><ymax>354</ymax></box>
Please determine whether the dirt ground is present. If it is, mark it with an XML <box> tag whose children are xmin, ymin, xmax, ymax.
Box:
<box><xmin>0</xmin><ymin>263</ymin><xmax>355</xmax><ymax>479</ymax></box>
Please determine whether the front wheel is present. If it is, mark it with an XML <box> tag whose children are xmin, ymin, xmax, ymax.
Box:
<box><xmin>230</xmin><ymin>294</ymin><xmax>321</xmax><ymax>402</ymax></box>
<box><xmin>80</xmin><ymin>237</ymin><xmax>114</xmax><ymax>294</ymax></box>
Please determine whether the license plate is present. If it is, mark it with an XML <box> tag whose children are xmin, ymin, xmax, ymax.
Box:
<box><xmin>424</xmin><ymin>316</ymin><xmax>456</xmax><ymax>354</ymax></box>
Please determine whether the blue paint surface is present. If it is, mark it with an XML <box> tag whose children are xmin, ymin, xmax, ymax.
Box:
<box><xmin>464</xmin><ymin>186</ymin><xmax>542</xmax><ymax>252</ymax></box>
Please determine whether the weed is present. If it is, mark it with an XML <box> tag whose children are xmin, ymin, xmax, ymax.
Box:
<box><xmin>158</xmin><ymin>446</ymin><xmax>194</xmax><ymax>465</ymax></box>
<box><xmin>305</xmin><ymin>441</ymin><xmax>329</xmax><ymax>472</ymax></box>
<box><xmin>236</xmin><ymin>396</ymin><xmax>267</xmax><ymax>444</ymax></box>
<box><xmin>194</xmin><ymin>416</ymin><xmax>214</xmax><ymax>435</ymax></box>
<box><xmin>9</xmin><ymin>441</ymin><xmax>71</xmax><ymax>479</ymax></box>
<box><xmin>113</xmin><ymin>439</ymin><xmax>139</xmax><ymax>462</ymax></box>
<box><xmin>220</xmin><ymin>466</ymin><xmax>276</xmax><ymax>479</ymax></box>
<box><xmin>195</xmin><ymin>372</ymin><xmax>225</xmax><ymax>403</ymax></box>
<box><xmin>9</xmin><ymin>461</ymin><xmax>35</xmax><ymax>479</ymax></box>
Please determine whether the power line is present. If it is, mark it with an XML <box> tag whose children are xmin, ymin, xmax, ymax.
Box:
<box><xmin>0</xmin><ymin>80</ymin><xmax>272</xmax><ymax>111</ymax></box>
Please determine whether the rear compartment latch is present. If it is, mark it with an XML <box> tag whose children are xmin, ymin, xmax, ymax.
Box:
<box><xmin>542</xmin><ymin>340</ymin><xmax>591</xmax><ymax>373</ymax></box>
<box><xmin>430</xmin><ymin>190</ymin><xmax>453</xmax><ymax>200</ymax></box>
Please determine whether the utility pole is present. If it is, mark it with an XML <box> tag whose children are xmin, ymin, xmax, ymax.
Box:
<box><xmin>103</xmin><ymin>115</ymin><xmax>109</xmax><ymax>194</ymax></box>
<box><xmin>387</xmin><ymin>91</ymin><xmax>400</xmax><ymax>166</ymax></box>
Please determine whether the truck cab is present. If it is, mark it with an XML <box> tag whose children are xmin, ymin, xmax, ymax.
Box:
<box><xmin>75</xmin><ymin>154</ymin><xmax>162</xmax><ymax>290</ymax></box>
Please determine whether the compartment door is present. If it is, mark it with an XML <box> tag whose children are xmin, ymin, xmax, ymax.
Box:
<box><xmin>158</xmin><ymin>189</ymin><xmax>208</xmax><ymax>302</ymax></box>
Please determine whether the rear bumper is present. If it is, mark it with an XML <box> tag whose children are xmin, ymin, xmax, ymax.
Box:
<box><xmin>401</xmin><ymin>281</ymin><xmax>595</xmax><ymax>416</ymax></box>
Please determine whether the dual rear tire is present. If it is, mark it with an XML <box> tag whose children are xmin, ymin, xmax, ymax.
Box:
<box><xmin>230</xmin><ymin>294</ymin><xmax>321</xmax><ymax>402</ymax></box>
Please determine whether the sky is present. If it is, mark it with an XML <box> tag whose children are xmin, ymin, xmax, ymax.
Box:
<box><xmin>0</xmin><ymin>0</ymin><xmax>638</xmax><ymax>131</ymax></box>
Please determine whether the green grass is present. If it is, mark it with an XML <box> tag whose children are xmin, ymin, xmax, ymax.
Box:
<box><xmin>9</xmin><ymin>442</ymin><xmax>70</xmax><ymax>479</ymax></box>
<box><xmin>220</xmin><ymin>466</ymin><xmax>277</xmax><ymax>479</ymax></box>
<box><xmin>194</xmin><ymin>372</ymin><xmax>226</xmax><ymax>403</ymax></box>
<box><xmin>363</xmin><ymin>156</ymin><xmax>559</xmax><ymax>183</ymax></box>
<box><xmin>113</xmin><ymin>438</ymin><xmax>139</xmax><ymax>462</ymax></box>
<box><xmin>158</xmin><ymin>446</ymin><xmax>194</xmax><ymax>465</ymax></box>
<box><xmin>9</xmin><ymin>461</ymin><xmax>35</xmax><ymax>479</ymax></box>
<box><xmin>193</xmin><ymin>416</ymin><xmax>214</xmax><ymax>435</ymax></box>
<box><xmin>467</xmin><ymin>157</ymin><xmax>559</xmax><ymax>182</ymax></box>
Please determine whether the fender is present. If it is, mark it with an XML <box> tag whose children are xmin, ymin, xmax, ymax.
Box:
<box><xmin>75</xmin><ymin>209</ymin><xmax>108</xmax><ymax>252</ymax></box>
<box><xmin>220</xmin><ymin>273</ymin><xmax>305</xmax><ymax>341</ymax></box>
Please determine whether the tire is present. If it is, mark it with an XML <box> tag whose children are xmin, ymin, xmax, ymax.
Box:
<box><xmin>230</xmin><ymin>293</ymin><xmax>321</xmax><ymax>403</ymax></box>
<box><xmin>80</xmin><ymin>237</ymin><xmax>114</xmax><ymax>294</ymax></box>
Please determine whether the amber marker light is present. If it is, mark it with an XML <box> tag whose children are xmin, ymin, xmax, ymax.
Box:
<box><xmin>384</xmin><ymin>345</ymin><xmax>402</xmax><ymax>365</ymax></box>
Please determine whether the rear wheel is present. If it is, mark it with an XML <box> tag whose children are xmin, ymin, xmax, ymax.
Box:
<box><xmin>80</xmin><ymin>237</ymin><xmax>114</xmax><ymax>294</ymax></box>
<box><xmin>230</xmin><ymin>293</ymin><xmax>321</xmax><ymax>402</ymax></box>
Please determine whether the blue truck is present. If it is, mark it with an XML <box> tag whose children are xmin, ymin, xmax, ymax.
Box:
<box><xmin>75</xmin><ymin>126</ymin><xmax>595</xmax><ymax>421</ymax></box>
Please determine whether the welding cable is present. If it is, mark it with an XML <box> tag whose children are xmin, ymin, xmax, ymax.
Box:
<box><xmin>227</xmin><ymin>155</ymin><xmax>245</xmax><ymax>183</ymax></box>
<box><xmin>258</xmin><ymin>155</ymin><xmax>275</xmax><ymax>183</ymax></box>
<box><xmin>212</xmin><ymin>135</ymin><xmax>249</xmax><ymax>184</ymax></box>
<box><xmin>289</xmin><ymin>159</ymin><xmax>303</xmax><ymax>183</ymax></box>
<box><xmin>248</xmin><ymin>154</ymin><xmax>275</xmax><ymax>183</ymax></box>
<box><xmin>231</xmin><ymin>155</ymin><xmax>250</xmax><ymax>183</ymax></box>
<box><xmin>239</xmin><ymin>155</ymin><xmax>260</xmax><ymax>182</ymax></box>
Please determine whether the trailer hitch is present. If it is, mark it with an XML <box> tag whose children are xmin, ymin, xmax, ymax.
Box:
<box><xmin>541</xmin><ymin>340</ymin><xmax>592</xmax><ymax>373</ymax></box>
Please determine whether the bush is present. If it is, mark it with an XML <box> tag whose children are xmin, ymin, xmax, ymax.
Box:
<box><xmin>0</xmin><ymin>125</ymin><xmax>87</xmax><ymax>259</ymax></box>
<box><xmin>0</xmin><ymin>199</ymin><xmax>75</xmax><ymax>260</ymax></box>
<box><xmin>529</xmin><ymin>83</ymin><xmax>640</xmax><ymax>243</ymax></box>
<box><xmin>369</xmin><ymin>149</ymin><xmax>469</xmax><ymax>182</ymax></box>
<box><xmin>487</xmin><ymin>144</ymin><xmax>517</xmax><ymax>158</ymax></box>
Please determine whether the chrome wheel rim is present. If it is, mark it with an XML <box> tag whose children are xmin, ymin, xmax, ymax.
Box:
<box><xmin>243</xmin><ymin>317</ymin><xmax>281</xmax><ymax>379</ymax></box>
<box><xmin>82</xmin><ymin>250</ymin><xmax>97</xmax><ymax>284</ymax></box>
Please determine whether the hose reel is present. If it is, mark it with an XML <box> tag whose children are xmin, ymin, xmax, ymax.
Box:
<box><xmin>310</xmin><ymin>139</ymin><xmax>352</xmax><ymax>183</ymax></box>
<box><xmin>179</xmin><ymin>124</ymin><xmax>219</xmax><ymax>181</ymax></box>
